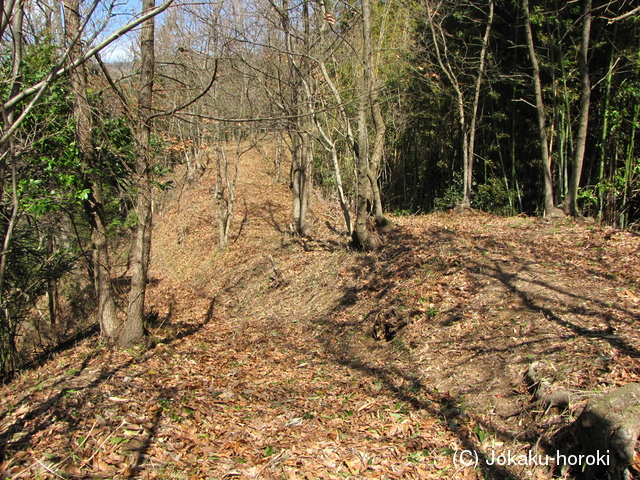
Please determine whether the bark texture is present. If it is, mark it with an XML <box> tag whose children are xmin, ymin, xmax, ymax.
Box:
<box><xmin>352</xmin><ymin>0</ymin><xmax>384</xmax><ymax>250</ymax></box>
<box><xmin>64</xmin><ymin>0</ymin><xmax>118</xmax><ymax>340</ymax></box>
<box><xmin>578</xmin><ymin>383</ymin><xmax>640</xmax><ymax>480</ymax></box>
<box><xmin>121</xmin><ymin>0</ymin><xmax>156</xmax><ymax>347</ymax></box>
<box><xmin>564</xmin><ymin>0</ymin><xmax>592</xmax><ymax>216</ymax></box>
<box><xmin>522</xmin><ymin>0</ymin><xmax>564</xmax><ymax>217</ymax></box>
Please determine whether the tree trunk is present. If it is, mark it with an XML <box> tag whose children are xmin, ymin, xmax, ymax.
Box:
<box><xmin>312</xmin><ymin>108</ymin><xmax>352</xmax><ymax>234</ymax></box>
<box><xmin>277</xmin><ymin>0</ymin><xmax>308</xmax><ymax>236</ymax></box>
<box><xmin>291</xmin><ymin>0</ymin><xmax>313</xmax><ymax>236</ymax></box>
<box><xmin>620</xmin><ymin>104</ymin><xmax>638</xmax><ymax>229</ymax></box>
<box><xmin>465</xmin><ymin>0</ymin><xmax>494</xmax><ymax>208</ymax></box>
<box><xmin>290</xmin><ymin>130</ymin><xmax>303</xmax><ymax>231</ymax></box>
<box><xmin>315</xmin><ymin>2</ymin><xmax>353</xmax><ymax>234</ymax></box>
<box><xmin>577</xmin><ymin>383</ymin><xmax>640</xmax><ymax>480</ymax></box>
<box><xmin>354</xmin><ymin>95</ymin><xmax>374</xmax><ymax>249</ymax></box>
<box><xmin>215</xmin><ymin>145</ymin><xmax>240</xmax><ymax>251</ymax></box>
<box><xmin>597</xmin><ymin>40</ymin><xmax>616</xmax><ymax>221</ymax></box>
<box><xmin>299</xmin><ymin>134</ymin><xmax>313</xmax><ymax>235</ymax></box>
<box><xmin>215</xmin><ymin>148</ymin><xmax>227</xmax><ymax>250</ymax></box>
<box><xmin>353</xmin><ymin>0</ymin><xmax>382</xmax><ymax>250</ymax></box>
<box><xmin>121</xmin><ymin>0</ymin><xmax>156</xmax><ymax>348</ymax></box>
<box><xmin>63</xmin><ymin>0</ymin><xmax>118</xmax><ymax>340</ymax></box>
<box><xmin>364</xmin><ymin>0</ymin><xmax>386</xmax><ymax>227</ymax></box>
<box><xmin>369</xmin><ymin>95</ymin><xmax>387</xmax><ymax>226</ymax></box>
<box><xmin>425</xmin><ymin>2</ymin><xmax>470</xmax><ymax>210</ymax></box>
<box><xmin>564</xmin><ymin>0</ymin><xmax>592</xmax><ymax>216</ymax></box>
<box><xmin>0</xmin><ymin>1</ymin><xmax>23</xmax><ymax>375</ymax></box>
<box><xmin>522</xmin><ymin>0</ymin><xmax>564</xmax><ymax>217</ymax></box>
<box><xmin>274</xmin><ymin>131</ymin><xmax>282</xmax><ymax>184</ymax></box>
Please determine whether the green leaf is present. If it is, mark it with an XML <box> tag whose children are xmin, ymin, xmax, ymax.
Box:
<box><xmin>109</xmin><ymin>436</ymin><xmax>127</xmax><ymax>445</ymax></box>
<box><xmin>473</xmin><ymin>424</ymin><xmax>486</xmax><ymax>442</ymax></box>
<box><xmin>76</xmin><ymin>188</ymin><xmax>91</xmax><ymax>201</ymax></box>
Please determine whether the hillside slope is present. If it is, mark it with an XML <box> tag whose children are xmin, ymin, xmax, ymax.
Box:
<box><xmin>1</xmin><ymin>144</ymin><xmax>640</xmax><ymax>479</ymax></box>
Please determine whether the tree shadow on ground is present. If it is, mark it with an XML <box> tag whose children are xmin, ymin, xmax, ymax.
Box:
<box><xmin>1</xmin><ymin>324</ymin><xmax>101</xmax><ymax>386</ymax></box>
<box><xmin>126</xmin><ymin>388</ymin><xmax>173</xmax><ymax>479</ymax></box>
<box><xmin>308</xmin><ymin>219</ymin><xmax>640</xmax><ymax>479</ymax></box>
<box><xmin>486</xmin><ymin>259</ymin><xmax>640</xmax><ymax>357</ymax></box>
<box><xmin>0</xmin><ymin>296</ymin><xmax>212</xmax><ymax>476</ymax></box>
<box><xmin>312</xmin><ymin>314</ymin><xmax>521</xmax><ymax>479</ymax></box>
<box><xmin>0</xmin><ymin>350</ymin><xmax>135</xmax><ymax>464</ymax></box>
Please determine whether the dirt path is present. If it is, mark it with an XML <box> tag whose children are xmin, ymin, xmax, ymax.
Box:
<box><xmin>1</xmin><ymin>142</ymin><xmax>640</xmax><ymax>479</ymax></box>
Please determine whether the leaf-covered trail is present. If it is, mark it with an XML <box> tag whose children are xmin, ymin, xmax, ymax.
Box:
<box><xmin>140</xmin><ymin>144</ymin><xmax>470</xmax><ymax>478</ymax></box>
<box><xmin>0</xmin><ymin>145</ymin><xmax>470</xmax><ymax>479</ymax></box>
<box><xmin>0</xmin><ymin>309</ymin><xmax>462</xmax><ymax>479</ymax></box>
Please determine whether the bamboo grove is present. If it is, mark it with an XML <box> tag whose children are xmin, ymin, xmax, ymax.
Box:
<box><xmin>0</xmin><ymin>0</ymin><xmax>639</xmax><ymax>375</ymax></box>
<box><xmin>391</xmin><ymin>0</ymin><xmax>640</xmax><ymax>225</ymax></box>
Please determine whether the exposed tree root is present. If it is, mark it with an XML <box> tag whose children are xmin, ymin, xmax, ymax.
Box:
<box><xmin>577</xmin><ymin>382</ymin><xmax>640</xmax><ymax>480</ymax></box>
<box><xmin>526</xmin><ymin>361</ymin><xmax>579</xmax><ymax>411</ymax></box>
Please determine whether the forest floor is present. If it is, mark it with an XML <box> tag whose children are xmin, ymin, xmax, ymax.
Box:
<box><xmin>1</xmin><ymin>143</ymin><xmax>640</xmax><ymax>480</ymax></box>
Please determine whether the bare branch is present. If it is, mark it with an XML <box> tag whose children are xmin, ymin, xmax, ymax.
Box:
<box><xmin>607</xmin><ymin>5</ymin><xmax>640</xmax><ymax>23</ymax></box>
<box><xmin>1</xmin><ymin>0</ymin><xmax>174</xmax><ymax>150</ymax></box>
<box><xmin>148</xmin><ymin>60</ymin><xmax>219</xmax><ymax>121</ymax></box>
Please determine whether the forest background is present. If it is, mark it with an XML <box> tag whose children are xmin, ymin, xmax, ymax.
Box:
<box><xmin>0</xmin><ymin>0</ymin><xmax>639</xmax><ymax>375</ymax></box>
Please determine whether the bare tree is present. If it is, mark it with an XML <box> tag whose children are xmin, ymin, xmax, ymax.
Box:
<box><xmin>0</xmin><ymin>0</ymin><xmax>173</xmax><ymax>150</ymax></box>
<box><xmin>353</xmin><ymin>0</ymin><xmax>387</xmax><ymax>250</ymax></box>
<box><xmin>276</xmin><ymin>0</ymin><xmax>314</xmax><ymax>236</ymax></box>
<box><xmin>0</xmin><ymin>0</ymin><xmax>171</xmax><ymax>367</ymax></box>
<box><xmin>0</xmin><ymin>0</ymin><xmax>24</xmax><ymax>372</ymax></box>
<box><xmin>214</xmin><ymin>144</ymin><xmax>239</xmax><ymax>251</ymax></box>
<box><xmin>522</xmin><ymin>0</ymin><xmax>564</xmax><ymax>217</ymax></box>
<box><xmin>63</xmin><ymin>0</ymin><xmax>118</xmax><ymax>339</ymax></box>
<box><xmin>120</xmin><ymin>0</ymin><xmax>158</xmax><ymax>347</ymax></box>
<box><xmin>424</xmin><ymin>0</ymin><xmax>494</xmax><ymax>210</ymax></box>
<box><xmin>563</xmin><ymin>0</ymin><xmax>592</xmax><ymax>216</ymax></box>
<box><xmin>367</xmin><ymin>11</ymin><xmax>387</xmax><ymax>229</ymax></box>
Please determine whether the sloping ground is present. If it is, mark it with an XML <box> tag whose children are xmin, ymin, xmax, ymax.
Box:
<box><xmin>1</xmin><ymin>142</ymin><xmax>640</xmax><ymax>480</ymax></box>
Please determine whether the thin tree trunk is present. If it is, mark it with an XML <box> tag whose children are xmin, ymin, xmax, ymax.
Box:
<box><xmin>316</xmin><ymin>58</ymin><xmax>355</xmax><ymax>234</ymax></box>
<box><xmin>0</xmin><ymin>156</ymin><xmax>19</xmax><ymax>375</ymax></box>
<box><xmin>274</xmin><ymin>131</ymin><xmax>282</xmax><ymax>184</ymax></box>
<box><xmin>620</xmin><ymin>103</ymin><xmax>638</xmax><ymax>229</ymax></box>
<box><xmin>64</xmin><ymin>0</ymin><xmax>118</xmax><ymax>339</ymax></box>
<box><xmin>298</xmin><ymin>131</ymin><xmax>312</xmax><ymax>236</ymax></box>
<box><xmin>352</xmin><ymin>0</ymin><xmax>380</xmax><ymax>250</ymax></box>
<box><xmin>215</xmin><ymin>148</ymin><xmax>227</xmax><ymax>250</ymax></box>
<box><xmin>0</xmin><ymin>0</ymin><xmax>23</xmax><ymax>375</ymax></box>
<box><xmin>122</xmin><ymin>0</ymin><xmax>156</xmax><ymax>347</ymax></box>
<box><xmin>465</xmin><ymin>0</ymin><xmax>494</xmax><ymax>207</ymax></box>
<box><xmin>598</xmin><ymin>44</ymin><xmax>617</xmax><ymax>221</ymax></box>
<box><xmin>215</xmin><ymin>145</ymin><xmax>240</xmax><ymax>251</ymax></box>
<box><xmin>291</xmin><ymin>131</ymin><xmax>302</xmax><ymax>231</ymax></box>
<box><xmin>314</xmin><ymin>1</ymin><xmax>353</xmax><ymax>234</ymax></box>
<box><xmin>369</xmin><ymin>96</ymin><xmax>387</xmax><ymax>226</ymax></box>
<box><xmin>278</xmin><ymin>0</ymin><xmax>312</xmax><ymax>236</ymax></box>
<box><xmin>296</xmin><ymin>0</ymin><xmax>312</xmax><ymax>236</ymax></box>
<box><xmin>522</xmin><ymin>0</ymin><xmax>563</xmax><ymax>217</ymax></box>
<box><xmin>0</xmin><ymin>0</ymin><xmax>22</xmax><ymax>306</ymax></box>
<box><xmin>564</xmin><ymin>0</ymin><xmax>592</xmax><ymax>216</ymax></box>
<box><xmin>46</xmin><ymin>234</ymin><xmax>58</xmax><ymax>326</ymax></box>
<box><xmin>426</xmin><ymin>2</ymin><xmax>469</xmax><ymax>209</ymax></box>
<box><xmin>312</xmin><ymin>107</ymin><xmax>352</xmax><ymax>234</ymax></box>
<box><xmin>316</xmin><ymin>0</ymin><xmax>363</xmax><ymax>225</ymax></box>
